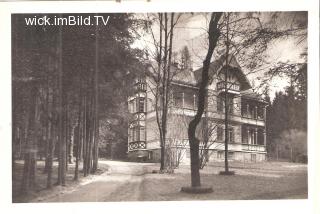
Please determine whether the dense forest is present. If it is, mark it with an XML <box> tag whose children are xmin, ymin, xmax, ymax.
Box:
<box><xmin>265</xmin><ymin>63</ymin><xmax>307</xmax><ymax>162</ymax></box>
<box><xmin>12</xmin><ymin>13</ymin><xmax>144</xmax><ymax>194</ymax></box>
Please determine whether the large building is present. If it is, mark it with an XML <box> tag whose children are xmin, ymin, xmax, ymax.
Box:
<box><xmin>127</xmin><ymin>55</ymin><xmax>268</xmax><ymax>163</ymax></box>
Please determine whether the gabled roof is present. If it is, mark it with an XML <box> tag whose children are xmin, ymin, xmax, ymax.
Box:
<box><xmin>172</xmin><ymin>67</ymin><xmax>197</xmax><ymax>86</ymax></box>
<box><xmin>145</xmin><ymin>54</ymin><xmax>252</xmax><ymax>91</ymax></box>
<box><xmin>145</xmin><ymin>63</ymin><xmax>197</xmax><ymax>87</ymax></box>
<box><xmin>193</xmin><ymin>54</ymin><xmax>251</xmax><ymax>90</ymax></box>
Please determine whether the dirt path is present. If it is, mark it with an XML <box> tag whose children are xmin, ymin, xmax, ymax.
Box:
<box><xmin>35</xmin><ymin>161</ymin><xmax>156</xmax><ymax>202</ymax></box>
<box><xmin>31</xmin><ymin>161</ymin><xmax>307</xmax><ymax>202</ymax></box>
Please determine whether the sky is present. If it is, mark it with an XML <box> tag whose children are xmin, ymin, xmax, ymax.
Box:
<box><xmin>133</xmin><ymin>12</ymin><xmax>307</xmax><ymax>100</ymax></box>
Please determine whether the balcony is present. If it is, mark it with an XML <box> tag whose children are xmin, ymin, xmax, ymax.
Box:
<box><xmin>206</xmin><ymin>112</ymin><xmax>265</xmax><ymax>127</ymax></box>
<box><xmin>241</xmin><ymin>144</ymin><xmax>266</xmax><ymax>152</ymax></box>
<box><xmin>217</xmin><ymin>81</ymin><xmax>240</xmax><ymax>95</ymax></box>
<box><xmin>134</xmin><ymin>82</ymin><xmax>147</xmax><ymax>92</ymax></box>
<box><xmin>209</xmin><ymin>142</ymin><xmax>266</xmax><ymax>153</ymax></box>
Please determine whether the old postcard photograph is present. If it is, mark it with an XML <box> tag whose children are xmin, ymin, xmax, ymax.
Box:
<box><xmin>0</xmin><ymin>0</ymin><xmax>319</xmax><ymax>214</ymax></box>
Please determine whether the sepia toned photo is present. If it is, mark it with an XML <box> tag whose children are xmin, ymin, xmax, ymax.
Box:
<box><xmin>11</xmin><ymin>12</ymin><xmax>308</xmax><ymax>203</ymax></box>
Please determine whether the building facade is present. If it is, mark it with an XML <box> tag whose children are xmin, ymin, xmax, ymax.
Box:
<box><xmin>127</xmin><ymin>55</ymin><xmax>268</xmax><ymax>163</ymax></box>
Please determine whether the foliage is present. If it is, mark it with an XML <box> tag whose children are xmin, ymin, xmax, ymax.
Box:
<box><xmin>12</xmin><ymin>13</ymin><xmax>143</xmax><ymax>193</ymax></box>
<box><xmin>266</xmin><ymin>71</ymin><xmax>307</xmax><ymax>162</ymax></box>
<box><xmin>275</xmin><ymin>129</ymin><xmax>307</xmax><ymax>162</ymax></box>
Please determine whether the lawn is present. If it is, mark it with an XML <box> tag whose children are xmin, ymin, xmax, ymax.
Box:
<box><xmin>12</xmin><ymin>160</ymin><xmax>109</xmax><ymax>203</ymax></box>
<box><xmin>138</xmin><ymin>161</ymin><xmax>308</xmax><ymax>201</ymax></box>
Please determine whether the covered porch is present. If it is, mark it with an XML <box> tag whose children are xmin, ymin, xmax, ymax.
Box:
<box><xmin>241</xmin><ymin>125</ymin><xmax>266</xmax><ymax>150</ymax></box>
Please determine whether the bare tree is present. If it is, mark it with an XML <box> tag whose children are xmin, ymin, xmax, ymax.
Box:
<box><xmin>199</xmin><ymin>117</ymin><xmax>219</xmax><ymax>169</ymax></box>
<box><xmin>143</xmin><ymin>13</ymin><xmax>183</xmax><ymax>171</ymax></box>
<box><xmin>165</xmin><ymin>111</ymin><xmax>190</xmax><ymax>170</ymax></box>
<box><xmin>187</xmin><ymin>12</ymin><xmax>222</xmax><ymax>188</ymax></box>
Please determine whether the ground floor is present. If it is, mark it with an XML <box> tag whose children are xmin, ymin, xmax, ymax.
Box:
<box><xmin>128</xmin><ymin>116</ymin><xmax>267</xmax><ymax>163</ymax></box>
<box><xmin>127</xmin><ymin>145</ymin><xmax>266</xmax><ymax>163</ymax></box>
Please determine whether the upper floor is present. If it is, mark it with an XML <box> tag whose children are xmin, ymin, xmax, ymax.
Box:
<box><xmin>128</xmin><ymin>54</ymin><xmax>267</xmax><ymax>125</ymax></box>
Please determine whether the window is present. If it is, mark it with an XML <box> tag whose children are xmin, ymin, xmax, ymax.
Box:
<box><xmin>228</xmin><ymin>152</ymin><xmax>234</xmax><ymax>160</ymax></box>
<box><xmin>228</xmin><ymin>127</ymin><xmax>234</xmax><ymax>143</ymax></box>
<box><xmin>148</xmin><ymin>151</ymin><xmax>153</xmax><ymax>160</ymax></box>
<box><xmin>173</xmin><ymin>92</ymin><xmax>183</xmax><ymax>108</ymax></box>
<box><xmin>227</xmin><ymin>97</ymin><xmax>234</xmax><ymax>114</ymax></box>
<box><xmin>247</xmin><ymin>129</ymin><xmax>257</xmax><ymax>145</ymax></box>
<box><xmin>137</xmin><ymin>97</ymin><xmax>145</xmax><ymax>112</ymax></box>
<box><xmin>217</xmin><ymin>126</ymin><xmax>223</xmax><ymax>141</ymax></box>
<box><xmin>134</xmin><ymin>77</ymin><xmax>146</xmax><ymax>91</ymax></box>
<box><xmin>257</xmin><ymin>107</ymin><xmax>264</xmax><ymax>119</ymax></box>
<box><xmin>140</xmin><ymin>126</ymin><xmax>145</xmax><ymax>141</ymax></box>
<box><xmin>217</xmin><ymin>126</ymin><xmax>234</xmax><ymax>143</ymax></box>
<box><xmin>193</xmin><ymin>94</ymin><xmax>197</xmax><ymax>110</ymax></box>
<box><xmin>130</xmin><ymin>127</ymin><xmax>135</xmax><ymax>142</ymax></box>
<box><xmin>217</xmin><ymin>96</ymin><xmax>223</xmax><ymax>112</ymax></box>
<box><xmin>184</xmin><ymin>92</ymin><xmax>194</xmax><ymax>109</ymax></box>
<box><xmin>128</xmin><ymin>128</ymin><xmax>132</xmax><ymax>142</ymax></box>
<box><xmin>217</xmin><ymin>151</ymin><xmax>224</xmax><ymax>159</ymax></box>
<box><xmin>129</xmin><ymin>98</ymin><xmax>145</xmax><ymax>113</ymax></box>
<box><xmin>129</xmin><ymin>126</ymin><xmax>145</xmax><ymax>142</ymax></box>
<box><xmin>251</xmin><ymin>154</ymin><xmax>256</xmax><ymax>162</ymax></box>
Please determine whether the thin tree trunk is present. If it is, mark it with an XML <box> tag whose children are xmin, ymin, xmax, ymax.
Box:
<box><xmin>92</xmin><ymin>23</ymin><xmax>100</xmax><ymax>172</ymax></box>
<box><xmin>46</xmin><ymin>123</ymin><xmax>53</xmax><ymax>188</ymax></box>
<box><xmin>74</xmin><ymin>89</ymin><xmax>82</xmax><ymax>180</ymax></box>
<box><xmin>57</xmin><ymin>23</ymin><xmax>66</xmax><ymax>186</ymax></box>
<box><xmin>224</xmin><ymin>13</ymin><xmax>230</xmax><ymax>173</ymax></box>
<box><xmin>159</xmin><ymin>13</ymin><xmax>169</xmax><ymax>171</ymax></box>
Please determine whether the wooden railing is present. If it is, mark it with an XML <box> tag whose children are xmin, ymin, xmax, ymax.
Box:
<box><xmin>217</xmin><ymin>81</ymin><xmax>240</xmax><ymax>91</ymax></box>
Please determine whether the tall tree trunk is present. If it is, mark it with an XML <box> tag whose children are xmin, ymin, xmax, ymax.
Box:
<box><xmin>83</xmin><ymin>94</ymin><xmax>87</xmax><ymax>162</ymax></box>
<box><xmin>46</xmin><ymin>123</ymin><xmax>53</xmax><ymax>188</ymax></box>
<box><xmin>57</xmin><ymin>24</ymin><xmax>66</xmax><ymax>186</ymax></box>
<box><xmin>69</xmin><ymin>125</ymin><xmax>75</xmax><ymax>164</ymax></box>
<box><xmin>224</xmin><ymin>13</ymin><xmax>230</xmax><ymax>173</ymax></box>
<box><xmin>20</xmin><ymin>84</ymin><xmax>38</xmax><ymax>193</ymax></box>
<box><xmin>74</xmin><ymin>89</ymin><xmax>82</xmax><ymax>180</ymax></box>
<box><xmin>159</xmin><ymin>13</ymin><xmax>169</xmax><ymax>171</ymax></box>
<box><xmin>92</xmin><ymin>23</ymin><xmax>100</xmax><ymax>172</ymax></box>
<box><xmin>65</xmin><ymin>104</ymin><xmax>69</xmax><ymax>171</ymax></box>
<box><xmin>187</xmin><ymin>13</ymin><xmax>222</xmax><ymax>187</ymax></box>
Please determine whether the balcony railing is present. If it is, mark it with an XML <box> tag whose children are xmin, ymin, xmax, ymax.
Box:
<box><xmin>209</xmin><ymin>142</ymin><xmax>266</xmax><ymax>152</ymax></box>
<box><xmin>128</xmin><ymin>141</ymin><xmax>146</xmax><ymax>150</ymax></box>
<box><xmin>217</xmin><ymin>81</ymin><xmax>240</xmax><ymax>92</ymax></box>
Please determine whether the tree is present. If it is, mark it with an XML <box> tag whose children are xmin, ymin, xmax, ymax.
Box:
<box><xmin>202</xmin><ymin>12</ymin><xmax>307</xmax><ymax>172</ymax></box>
<box><xmin>186</xmin><ymin>12</ymin><xmax>222</xmax><ymax>188</ymax></box>
<box><xmin>12</xmin><ymin>13</ymin><xmax>144</xmax><ymax>196</ymax></box>
<box><xmin>266</xmin><ymin>67</ymin><xmax>307</xmax><ymax>162</ymax></box>
<box><xmin>199</xmin><ymin>118</ymin><xmax>218</xmax><ymax>169</ymax></box>
<box><xmin>143</xmin><ymin>13</ymin><xmax>183</xmax><ymax>171</ymax></box>
<box><xmin>165</xmin><ymin>112</ymin><xmax>190</xmax><ymax>169</ymax></box>
<box><xmin>179</xmin><ymin>46</ymin><xmax>192</xmax><ymax>70</ymax></box>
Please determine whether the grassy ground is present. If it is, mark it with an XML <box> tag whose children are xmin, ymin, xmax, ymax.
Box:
<box><xmin>139</xmin><ymin>162</ymin><xmax>307</xmax><ymax>201</ymax></box>
<box><xmin>13</xmin><ymin>160</ymin><xmax>307</xmax><ymax>202</ymax></box>
<box><xmin>12</xmin><ymin>160</ymin><xmax>109</xmax><ymax>203</ymax></box>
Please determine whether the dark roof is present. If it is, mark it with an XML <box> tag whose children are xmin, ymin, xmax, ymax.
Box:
<box><xmin>172</xmin><ymin>67</ymin><xmax>197</xmax><ymax>86</ymax></box>
<box><xmin>241</xmin><ymin>89</ymin><xmax>267</xmax><ymax>104</ymax></box>
<box><xmin>145</xmin><ymin>54</ymin><xmax>254</xmax><ymax>92</ymax></box>
<box><xmin>146</xmin><ymin>63</ymin><xmax>197</xmax><ymax>87</ymax></box>
<box><xmin>193</xmin><ymin>54</ymin><xmax>251</xmax><ymax>90</ymax></box>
